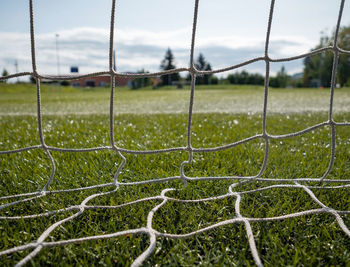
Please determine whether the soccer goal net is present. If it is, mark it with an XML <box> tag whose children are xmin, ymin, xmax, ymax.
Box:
<box><xmin>0</xmin><ymin>0</ymin><xmax>349</xmax><ymax>266</ymax></box>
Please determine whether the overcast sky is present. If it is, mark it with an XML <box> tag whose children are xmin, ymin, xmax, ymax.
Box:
<box><xmin>0</xmin><ymin>0</ymin><xmax>349</xmax><ymax>80</ymax></box>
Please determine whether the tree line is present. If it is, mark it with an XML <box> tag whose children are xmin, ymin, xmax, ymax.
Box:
<box><xmin>150</xmin><ymin>25</ymin><xmax>350</xmax><ymax>89</ymax></box>
<box><xmin>2</xmin><ymin>26</ymin><xmax>349</xmax><ymax>88</ymax></box>
<box><xmin>150</xmin><ymin>47</ymin><xmax>293</xmax><ymax>88</ymax></box>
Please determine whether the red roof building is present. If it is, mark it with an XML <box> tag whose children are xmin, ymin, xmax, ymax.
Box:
<box><xmin>71</xmin><ymin>75</ymin><xmax>133</xmax><ymax>87</ymax></box>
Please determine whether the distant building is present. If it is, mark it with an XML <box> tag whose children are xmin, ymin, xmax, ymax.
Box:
<box><xmin>71</xmin><ymin>75</ymin><xmax>133</xmax><ymax>87</ymax></box>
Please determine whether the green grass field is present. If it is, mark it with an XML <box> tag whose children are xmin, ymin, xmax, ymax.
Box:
<box><xmin>0</xmin><ymin>83</ymin><xmax>349</xmax><ymax>266</ymax></box>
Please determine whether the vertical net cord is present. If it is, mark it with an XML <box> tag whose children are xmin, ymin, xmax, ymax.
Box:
<box><xmin>109</xmin><ymin>0</ymin><xmax>126</xmax><ymax>186</ymax></box>
<box><xmin>29</xmin><ymin>0</ymin><xmax>55</xmax><ymax>193</ymax></box>
<box><xmin>180</xmin><ymin>0</ymin><xmax>200</xmax><ymax>185</ymax></box>
<box><xmin>320</xmin><ymin>0</ymin><xmax>345</xmax><ymax>182</ymax></box>
<box><xmin>232</xmin><ymin>2</ymin><xmax>276</xmax><ymax>265</ymax></box>
<box><xmin>255</xmin><ymin>0</ymin><xmax>275</xmax><ymax>178</ymax></box>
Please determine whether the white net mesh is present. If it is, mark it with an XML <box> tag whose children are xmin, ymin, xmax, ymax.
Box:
<box><xmin>0</xmin><ymin>0</ymin><xmax>350</xmax><ymax>266</ymax></box>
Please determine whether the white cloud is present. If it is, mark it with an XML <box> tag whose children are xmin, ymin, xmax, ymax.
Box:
<box><xmin>0</xmin><ymin>27</ymin><xmax>315</xmax><ymax>79</ymax></box>
<box><xmin>269</xmin><ymin>35</ymin><xmax>316</xmax><ymax>57</ymax></box>
<box><xmin>116</xmin><ymin>27</ymin><xmax>192</xmax><ymax>48</ymax></box>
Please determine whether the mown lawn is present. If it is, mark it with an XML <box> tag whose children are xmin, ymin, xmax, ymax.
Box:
<box><xmin>0</xmin><ymin>83</ymin><xmax>349</xmax><ymax>115</ymax></box>
<box><xmin>0</xmin><ymin>83</ymin><xmax>349</xmax><ymax>266</ymax></box>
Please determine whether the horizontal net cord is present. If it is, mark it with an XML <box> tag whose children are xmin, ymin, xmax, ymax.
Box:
<box><xmin>1</xmin><ymin>119</ymin><xmax>350</xmax><ymax>155</ymax></box>
<box><xmin>0</xmin><ymin>72</ymin><xmax>32</xmax><ymax>80</ymax></box>
<box><xmin>1</xmin><ymin>175</ymin><xmax>350</xmax><ymax>202</ymax></box>
<box><xmin>3</xmin><ymin>181</ymin><xmax>350</xmax><ymax>218</ymax></box>
<box><xmin>2</xmin><ymin>202</ymin><xmax>350</xmax><ymax>221</ymax></box>
<box><xmin>2</xmin><ymin>182</ymin><xmax>346</xmax><ymax>267</ymax></box>
<box><xmin>1</xmin><ymin>182</ymin><xmax>350</xmax><ymax>266</ymax></box>
<box><xmin>1</xmin><ymin>47</ymin><xmax>350</xmax><ymax>82</ymax></box>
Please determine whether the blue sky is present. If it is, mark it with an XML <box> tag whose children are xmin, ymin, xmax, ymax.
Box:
<box><xmin>0</xmin><ymin>0</ymin><xmax>349</xmax><ymax>79</ymax></box>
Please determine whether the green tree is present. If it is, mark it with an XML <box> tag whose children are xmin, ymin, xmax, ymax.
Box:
<box><xmin>209</xmin><ymin>75</ymin><xmax>219</xmax><ymax>84</ymax></box>
<box><xmin>30</xmin><ymin>75</ymin><xmax>36</xmax><ymax>84</ymax></box>
<box><xmin>131</xmin><ymin>69</ymin><xmax>151</xmax><ymax>89</ymax></box>
<box><xmin>60</xmin><ymin>80</ymin><xmax>70</xmax><ymax>86</ymax></box>
<box><xmin>195</xmin><ymin>53</ymin><xmax>212</xmax><ymax>85</ymax></box>
<box><xmin>247</xmin><ymin>73</ymin><xmax>264</xmax><ymax>85</ymax></box>
<box><xmin>160</xmin><ymin>48</ymin><xmax>179</xmax><ymax>86</ymax></box>
<box><xmin>337</xmin><ymin>26</ymin><xmax>350</xmax><ymax>86</ymax></box>
<box><xmin>303</xmin><ymin>49</ymin><xmax>333</xmax><ymax>87</ymax></box>
<box><xmin>1</xmin><ymin>69</ymin><xmax>9</xmax><ymax>83</ymax></box>
<box><xmin>303</xmin><ymin>26</ymin><xmax>350</xmax><ymax>87</ymax></box>
<box><xmin>270</xmin><ymin>66</ymin><xmax>289</xmax><ymax>88</ymax></box>
<box><xmin>269</xmin><ymin>66</ymin><xmax>289</xmax><ymax>88</ymax></box>
<box><xmin>227</xmin><ymin>71</ymin><xmax>264</xmax><ymax>85</ymax></box>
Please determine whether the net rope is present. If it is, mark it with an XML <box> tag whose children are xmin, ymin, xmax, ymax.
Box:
<box><xmin>0</xmin><ymin>0</ymin><xmax>350</xmax><ymax>266</ymax></box>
